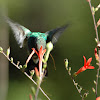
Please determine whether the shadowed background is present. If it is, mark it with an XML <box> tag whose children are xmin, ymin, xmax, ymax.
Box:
<box><xmin>0</xmin><ymin>0</ymin><xmax>100</xmax><ymax>100</ymax></box>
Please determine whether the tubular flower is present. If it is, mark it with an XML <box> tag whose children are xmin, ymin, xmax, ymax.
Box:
<box><xmin>37</xmin><ymin>46</ymin><xmax>46</xmax><ymax>76</ymax></box>
<box><xmin>32</xmin><ymin>46</ymin><xmax>46</xmax><ymax>76</ymax></box>
<box><xmin>75</xmin><ymin>56</ymin><xmax>95</xmax><ymax>76</ymax></box>
<box><xmin>35</xmin><ymin>67</ymin><xmax>39</xmax><ymax>77</ymax></box>
<box><xmin>26</xmin><ymin>50</ymin><xmax>35</xmax><ymax>65</ymax></box>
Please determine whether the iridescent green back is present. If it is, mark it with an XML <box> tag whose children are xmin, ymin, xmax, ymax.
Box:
<box><xmin>27</xmin><ymin>32</ymin><xmax>47</xmax><ymax>40</ymax></box>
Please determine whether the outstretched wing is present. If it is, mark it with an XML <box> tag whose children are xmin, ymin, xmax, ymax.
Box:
<box><xmin>6</xmin><ymin>17</ymin><xmax>31</xmax><ymax>48</ymax></box>
<box><xmin>45</xmin><ymin>24</ymin><xmax>69</xmax><ymax>44</ymax></box>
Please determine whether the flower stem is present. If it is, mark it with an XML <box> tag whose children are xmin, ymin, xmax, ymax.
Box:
<box><xmin>35</xmin><ymin>74</ymin><xmax>46</xmax><ymax>100</ymax></box>
<box><xmin>65</xmin><ymin>65</ymin><xmax>82</xmax><ymax>98</ymax></box>
<box><xmin>96</xmin><ymin>68</ymin><xmax>99</xmax><ymax>98</ymax></box>
<box><xmin>95</xmin><ymin>49</ymin><xmax>100</xmax><ymax>98</ymax></box>
<box><xmin>88</xmin><ymin>1</ymin><xmax>100</xmax><ymax>98</ymax></box>
<box><xmin>1</xmin><ymin>51</ymin><xmax>50</xmax><ymax>100</ymax></box>
<box><xmin>82</xmin><ymin>97</ymin><xmax>84</xmax><ymax>100</ymax></box>
<box><xmin>35</xmin><ymin>79</ymin><xmax>42</xmax><ymax>100</ymax></box>
<box><xmin>64</xmin><ymin>59</ymin><xmax>89</xmax><ymax>99</ymax></box>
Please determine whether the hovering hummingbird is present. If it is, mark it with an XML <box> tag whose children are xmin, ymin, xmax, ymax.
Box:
<box><xmin>6</xmin><ymin>17</ymin><xmax>68</xmax><ymax>75</ymax></box>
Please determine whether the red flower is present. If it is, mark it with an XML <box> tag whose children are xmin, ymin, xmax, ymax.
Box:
<box><xmin>75</xmin><ymin>56</ymin><xmax>95</xmax><ymax>75</ymax></box>
<box><xmin>35</xmin><ymin>67</ymin><xmax>39</xmax><ymax>77</ymax></box>
<box><xmin>26</xmin><ymin>46</ymin><xmax>46</xmax><ymax>77</ymax></box>
<box><xmin>96</xmin><ymin>97</ymin><xmax>100</xmax><ymax>100</ymax></box>
<box><xmin>32</xmin><ymin>46</ymin><xmax>46</xmax><ymax>76</ymax></box>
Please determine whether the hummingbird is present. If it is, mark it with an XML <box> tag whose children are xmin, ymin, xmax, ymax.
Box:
<box><xmin>6</xmin><ymin>17</ymin><xmax>69</xmax><ymax>75</ymax></box>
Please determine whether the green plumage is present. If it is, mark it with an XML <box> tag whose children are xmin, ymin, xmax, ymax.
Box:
<box><xmin>27</xmin><ymin>32</ymin><xmax>47</xmax><ymax>40</ymax></box>
<box><xmin>6</xmin><ymin>17</ymin><xmax>69</xmax><ymax>75</ymax></box>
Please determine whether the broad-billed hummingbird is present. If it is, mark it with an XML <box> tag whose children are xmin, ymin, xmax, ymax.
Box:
<box><xmin>6</xmin><ymin>17</ymin><xmax>68</xmax><ymax>75</ymax></box>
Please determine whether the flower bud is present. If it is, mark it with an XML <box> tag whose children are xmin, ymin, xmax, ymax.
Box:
<box><xmin>68</xmin><ymin>67</ymin><xmax>71</xmax><ymax>72</ymax></box>
<box><xmin>79</xmin><ymin>87</ymin><xmax>82</xmax><ymax>93</ymax></box>
<box><xmin>30</xmin><ymin>70</ymin><xmax>35</xmax><ymax>77</ymax></box>
<box><xmin>92</xmin><ymin>87</ymin><xmax>96</xmax><ymax>93</ymax></box>
<box><xmin>0</xmin><ymin>47</ymin><xmax>3</xmax><ymax>53</ymax></box>
<box><xmin>7</xmin><ymin>47</ymin><xmax>10</xmax><ymax>57</ymax></box>
<box><xmin>23</xmin><ymin>64</ymin><xmax>27</xmax><ymax>68</ymax></box>
<box><xmin>93</xmin><ymin>80</ymin><xmax>97</xmax><ymax>85</ymax></box>
<box><xmin>95</xmin><ymin>38</ymin><xmax>98</xmax><ymax>43</ymax></box>
<box><xmin>83</xmin><ymin>93</ymin><xmax>88</xmax><ymax>98</ymax></box>
<box><xmin>46</xmin><ymin>41</ymin><xmax>53</xmax><ymax>52</ymax></box>
<box><xmin>43</xmin><ymin>62</ymin><xmax>47</xmax><ymax>69</ymax></box>
<box><xmin>64</xmin><ymin>59</ymin><xmax>68</xmax><ymax>70</ymax></box>
<box><xmin>95</xmin><ymin>8</ymin><xmax>99</xmax><ymax>12</ymax></box>
<box><xmin>92</xmin><ymin>7</ymin><xmax>95</xmax><ymax>15</ymax></box>
<box><xmin>11</xmin><ymin>57</ymin><xmax>13</xmax><ymax>63</ymax></box>
<box><xmin>44</xmin><ymin>41</ymin><xmax>53</xmax><ymax>62</ymax></box>
<box><xmin>19</xmin><ymin>65</ymin><xmax>22</xmax><ymax>69</ymax></box>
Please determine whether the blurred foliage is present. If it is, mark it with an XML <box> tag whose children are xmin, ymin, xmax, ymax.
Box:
<box><xmin>0</xmin><ymin>0</ymin><xmax>100</xmax><ymax>100</ymax></box>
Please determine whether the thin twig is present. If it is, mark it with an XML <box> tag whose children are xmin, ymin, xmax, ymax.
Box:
<box><xmin>82</xmin><ymin>97</ymin><xmax>84</xmax><ymax>100</ymax></box>
<box><xmin>95</xmin><ymin>50</ymin><xmax>100</xmax><ymax>98</ymax></box>
<box><xmin>96</xmin><ymin>68</ymin><xmax>99</xmax><ymax>97</ymax></box>
<box><xmin>69</xmin><ymin>74</ymin><xmax>82</xmax><ymax>98</ymax></box>
<box><xmin>64</xmin><ymin>59</ymin><xmax>89</xmax><ymax>99</ymax></box>
<box><xmin>66</xmin><ymin>69</ymin><xmax>89</xmax><ymax>99</ymax></box>
<box><xmin>1</xmin><ymin>51</ymin><xmax>50</xmax><ymax>100</ymax></box>
<box><xmin>35</xmin><ymin>67</ymin><xmax>46</xmax><ymax>100</ymax></box>
<box><xmin>65</xmin><ymin>66</ymin><xmax>83</xmax><ymax>98</ymax></box>
<box><xmin>88</xmin><ymin>0</ymin><xmax>99</xmax><ymax>42</ymax></box>
<box><xmin>35</xmin><ymin>85</ymin><xmax>40</xmax><ymax>100</ymax></box>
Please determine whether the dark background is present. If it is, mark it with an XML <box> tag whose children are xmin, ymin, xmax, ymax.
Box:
<box><xmin>0</xmin><ymin>0</ymin><xmax>100</xmax><ymax>100</ymax></box>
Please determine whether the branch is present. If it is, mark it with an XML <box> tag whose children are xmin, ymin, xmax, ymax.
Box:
<box><xmin>95</xmin><ymin>49</ymin><xmax>100</xmax><ymax>98</ymax></box>
<box><xmin>35</xmin><ymin>75</ymin><xmax>45</xmax><ymax>100</ymax></box>
<box><xmin>0</xmin><ymin>49</ymin><xmax>50</xmax><ymax>100</ymax></box>
<box><xmin>88</xmin><ymin>1</ymin><xmax>100</xmax><ymax>98</ymax></box>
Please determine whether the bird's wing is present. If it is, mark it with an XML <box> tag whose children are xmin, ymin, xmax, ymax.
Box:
<box><xmin>6</xmin><ymin>17</ymin><xmax>31</xmax><ymax>48</ymax></box>
<box><xmin>45</xmin><ymin>24</ymin><xmax>69</xmax><ymax>44</ymax></box>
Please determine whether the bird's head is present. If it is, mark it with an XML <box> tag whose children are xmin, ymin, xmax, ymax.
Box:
<box><xmin>36</xmin><ymin>37</ymin><xmax>46</xmax><ymax>51</ymax></box>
